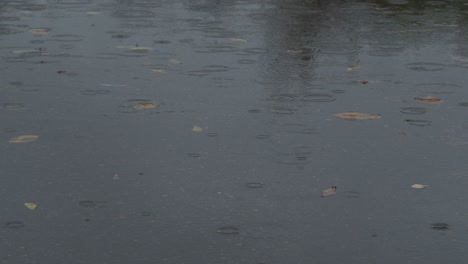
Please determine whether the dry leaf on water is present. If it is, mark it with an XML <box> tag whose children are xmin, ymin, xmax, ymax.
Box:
<box><xmin>192</xmin><ymin>126</ymin><xmax>204</xmax><ymax>132</ymax></box>
<box><xmin>133</xmin><ymin>102</ymin><xmax>158</xmax><ymax>110</ymax></box>
<box><xmin>414</xmin><ymin>96</ymin><xmax>442</xmax><ymax>103</ymax></box>
<box><xmin>151</xmin><ymin>69</ymin><xmax>167</xmax><ymax>74</ymax></box>
<box><xmin>29</xmin><ymin>28</ymin><xmax>49</xmax><ymax>34</ymax></box>
<box><xmin>321</xmin><ymin>186</ymin><xmax>337</xmax><ymax>197</ymax></box>
<box><xmin>9</xmin><ymin>135</ymin><xmax>39</xmax><ymax>143</ymax></box>
<box><xmin>347</xmin><ymin>66</ymin><xmax>360</xmax><ymax>71</ymax></box>
<box><xmin>24</xmin><ymin>202</ymin><xmax>37</xmax><ymax>210</ymax></box>
<box><xmin>411</xmin><ymin>184</ymin><xmax>428</xmax><ymax>189</ymax></box>
<box><xmin>13</xmin><ymin>49</ymin><xmax>45</xmax><ymax>55</ymax></box>
<box><xmin>335</xmin><ymin>112</ymin><xmax>381</xmax><ymax>120</ymax></box>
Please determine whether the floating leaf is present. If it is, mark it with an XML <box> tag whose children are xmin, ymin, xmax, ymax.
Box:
<box><xmin>133</xmin><ymin>102</ymin><xmax>158</xmax><ymax>110</ymax></box>
<box><xmin>414</xmin><ymin>96</ymin><xmax>442</xmax><ymax>103</ymax></box>
<box><xmin>24</xmin><ymin>202</ymin><xmax>37</xmax><ymax>210</ymax></box>
<box><xmin>335</xmin><ymin>112</ymin><xmax>381</xmax><ymax>120</ymax></box>
<box><xmin>411</xmin><ymin>184</ymin><xmax>428</xmax><ymax>189</ymax></box>
<box><xmin>347</xmin><ymin>66</ymin><xmax>360</xmax><ymax>71</ymax></box>
<box><xmin>321</xmin><ymin>186</ymin><xmax>337</xmax><ymax>197</ymax></box>
<box><xmin>192</xmin><ymin>126</ymin><xmax>204</xmax><ymax>132</ymax></box>
<box><xmin>9</xmin><ymin>135</ymin><xmax>39</xmax><ymax>143</ymax></box>
<box><xmin>13</xmin><ymin>49</ymin><xmax>41</xmax><ymax>54</ymax></box>
<box><xmin>151</xmin><ymin>69</ymin><xmax>167</xmax><ymax>74</ymax></box>
<box><xmin>29</xmin><ymin>28</ymin><xmax>50</xmax><ymax>34</ymax></box>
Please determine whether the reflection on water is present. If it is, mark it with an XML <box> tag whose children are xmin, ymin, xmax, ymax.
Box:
<box><xmin>1</xmin><ymin>0</ymin><xmax>468</xmax><ymax>263</ymax></box>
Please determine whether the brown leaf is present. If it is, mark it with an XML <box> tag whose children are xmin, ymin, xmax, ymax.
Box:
<box><xmin>414</xmin><ymin>96</ymin><xmax>442</xmax><ymax>103</ymax></box>
<box><xmin>347</xmin><ymin>66</ymin><xmax>360</xmax><ymax>71</ymax></box>
<box><xmin>335</xmin><ymin>112</ymin><xmax>381</xmax><ymax>120</ymax></box>
<box><xmin>9</xmin><ymin>135</ymin><xmax>39</xmax><ymax>143</ymax></box>
<box><xmin>133</xmin><ymin>102</ymin><xmax>158</xmax><ymax>110</ymax></box>
<box><xmin>321</xmin><ymin>186</ymin><xmax>337</xmax><ymax>197</ymax></box>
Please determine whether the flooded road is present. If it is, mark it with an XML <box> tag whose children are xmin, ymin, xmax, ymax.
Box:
<box><xmin>1</xmin><ymin>0</ymin><xmax>468</xmax><ymax>263</ymax></box>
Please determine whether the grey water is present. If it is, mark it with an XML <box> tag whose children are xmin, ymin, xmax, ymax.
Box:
<box><xmin>1</xmin><ymin>0</ymin><xmax>468</xmax><ymax>263</ymax></box>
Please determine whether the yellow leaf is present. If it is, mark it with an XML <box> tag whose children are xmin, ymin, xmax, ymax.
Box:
<box><xmin>9</xmin><ymin>135</ymin><xmax>39</xmax><ymax>143</ymax></box>
<box><xmin>347</xmin><ymin>66</ymin><xmax>360</xmax><ymax>71</ymax></box>
<box><xmin>24</xmin><ymin>202</ymin><xmax>37</xmax><ymax>210</ymax></box>
<box><xmin>133</xmin><ymin>102</ymin><xmax>158</xmax><ymax>110</ymax></box>
<box><xmin>192</xmin><ymin>126</ymin><xmax>204</xmax><ymax>132</ymax></box>
<box><xmin>335</xmin><ymin>112</ymin><xmax>381</xmax><ymax>120</ymax></box>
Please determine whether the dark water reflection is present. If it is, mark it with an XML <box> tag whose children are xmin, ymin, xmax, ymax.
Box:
<box><xmin>1</xmin><ymin>0</ymin><xmax>468</xmax><ymax>263</ymax></box>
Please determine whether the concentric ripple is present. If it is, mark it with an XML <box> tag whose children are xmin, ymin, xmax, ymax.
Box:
<box><xmin>416</xmin><ymin>83</ymin><xmax>461</xmax><ymax>94</ymax></box>
<box><xmin>400</xmin><ymin>107</ymin><xmax>427</xmax><ymax>115</ymax></box>
<box><xmin>405</xmin><ymin>119</ymin><xmax>432</xmax><ymax>126</ymax></box>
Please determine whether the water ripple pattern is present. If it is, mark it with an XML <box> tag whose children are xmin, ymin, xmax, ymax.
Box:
<box><xmin>400</xmin><ymin>107</ymin><xmax>427</xmax><ymax>115</ymax></box>
<box><xmin>404</xmin><ymin>119</ymin><xmax>432</xmax><ymax>127</ymax></box>
<box><xmin>405</xmin><ymin>62</ymin><xmax>446</xmax><ymax>71</ymax></box>
<box><xmin>416</xmin><ymin>83</ymin><xmax>461</xmax><ymax>94</ymax></box>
